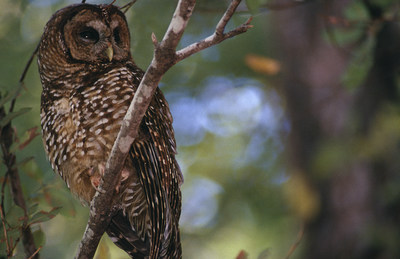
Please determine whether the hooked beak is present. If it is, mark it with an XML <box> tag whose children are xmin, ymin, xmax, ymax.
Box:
<box><xmin>105</xmin><ymin>44</ymin><xmax>113</xmax><ymax>62</ymax></box>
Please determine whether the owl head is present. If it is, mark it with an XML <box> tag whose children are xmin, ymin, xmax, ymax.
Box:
<box><xmin>38</xmin><ymin>4</ymin><xmax>132</xmax><ymax>82</ymax></box>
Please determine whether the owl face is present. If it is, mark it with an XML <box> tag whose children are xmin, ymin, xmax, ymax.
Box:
<box><xmin>63</xmin><ymin>5</ymin><xmax>131</xmax><ymax>63</ymax></box>
<box><xmin>39</xmin><ymin>3</ymin><xmax>131</xmax><ymax>74</ymax></box>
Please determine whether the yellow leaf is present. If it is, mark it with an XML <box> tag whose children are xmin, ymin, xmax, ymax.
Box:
<box><xmin>245</xmin><ymin>54</ymin><xmax>281</xmax><ymax>75</ymax></box>
<box><xmin>284</xmin><ymin>172</ymin><xmax>320</xmax><ymax>221</ymax></box>
<box><xmin>94</xmin><ymin>236</ymin><xmax>110</xmax><ymax>259</ymax></box>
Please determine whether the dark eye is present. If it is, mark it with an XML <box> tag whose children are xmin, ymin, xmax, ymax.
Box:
<box><xmin>79</xmin><ymin>28</ymin><xmax>99</xmax><ymax>42</ymax></box>
<box><xmin>113</xmin><ymin>28</ymin><xmax>121</xmax><ymax>44</ymax></box>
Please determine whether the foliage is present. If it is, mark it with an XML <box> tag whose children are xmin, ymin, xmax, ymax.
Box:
<box><xmin>0</xmin><ymin>0</ymin><xmax>399</xmax><ymax>258</ymax></box>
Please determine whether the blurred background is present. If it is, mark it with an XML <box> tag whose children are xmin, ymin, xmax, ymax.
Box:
<box><xmin>1</xmin><ymin>0</ymin><xmax>399</xmax><ymax>258</ymax></box>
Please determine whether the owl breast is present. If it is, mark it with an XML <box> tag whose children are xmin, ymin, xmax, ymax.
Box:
<box><xmin>38</xmin><ymin>3</ymin><xmax>182</xmax><ymax>257</ymax></box>
<box><xmin>41</xmin><ymin>65</ymin><xmax>142</xmax><ymax>203</ymax></box>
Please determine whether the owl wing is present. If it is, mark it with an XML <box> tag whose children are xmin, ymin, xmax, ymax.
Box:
<box><xmin>106</xmin><ymin>210</ymin><xmax>149</xmax><ymax>258</ymax></box>
<box><xmin>129</xmin><ymin>88</ymin><xmax>182</xmax><ymax>258</ymax></box>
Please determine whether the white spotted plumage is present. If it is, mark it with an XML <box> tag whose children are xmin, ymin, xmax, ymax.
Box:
<box><xmin>38</xmin><ymin>3</ymin><xmax>182</xmax><ymax>258</ymax></box>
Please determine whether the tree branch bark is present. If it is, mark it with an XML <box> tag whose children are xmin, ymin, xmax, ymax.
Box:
<box><xmin>75</xmin><ymin>0</ymin><xmax>251</xmax><ymax>258</ymax></box>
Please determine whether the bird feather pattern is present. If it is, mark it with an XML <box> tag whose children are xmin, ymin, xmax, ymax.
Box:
<box><xmin>38</xmin><ymin>3</ymin><xmax>182</xmax><ymax>258</ymax></box>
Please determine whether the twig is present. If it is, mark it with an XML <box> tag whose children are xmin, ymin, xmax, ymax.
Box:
<box><xmin>285</xmin><ymin>222</ymin><xmax>305</xmax><ymax>259</ymax></box>
<box><xmin>196</xmin><ymin>0</ymin><xmax>313</xmax><ymax>13</ymax></box>
<box><xmin>175</xmin><ymin>17</ymin><xmax>253</xmax><ymax>61</ymax></box>
<box><xmin>27</xmin><ymin>246</ymin><xmax>43</xmax><ymax>259</ymax></box>
<box><xmin>0</xmin><ymin>204</ymin><xmax>11</xmax><ymax>256</ymax></box>
<box><xmin>75</xmin><ymin>0</ymin><xmax>251</xmax><ymax>258</ymax></box>
<box><xmin>0</xmin><ymin>46</ymin><xmax>40</xmax><ymax>258</ymax></box>
<box><xmin>19</xmin><ymin>44</ymin><xmax>39</xmax><ymax>85</ymax></box>
<box><xmin>120</xmin><ymin>0</ymin><xmax>138</xmax><ymax>13</ymax></box>
<box><xmin>0</xmin><ymin>120</ymin><xmax>39</xmax><ymax>259</ymax></box>
<box><xmin>1</xmin><ymin>164</ymin><xmax>9</xmax><ymax>222</ymax></box>
<box><xmin>107</xmin><ymin>0</ymin><xmax>117</xmax><ymax>7</ymax></box>
<box><xmin>10</xmin><ymin>44</ymin><xmax>39</xmax><ymax>114</ymax></box>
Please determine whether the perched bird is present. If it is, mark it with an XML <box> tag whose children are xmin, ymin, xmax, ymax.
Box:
<box><xmin>37</xmin><ymin>3</ymin><xmax>183</xmax><ymax>258</ymax></box>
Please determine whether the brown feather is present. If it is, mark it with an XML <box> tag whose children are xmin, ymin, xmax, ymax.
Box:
<box><xmin>38</xmin><ymin>3</ymin><xmax>182</xmax><ymax>258</ymax></box>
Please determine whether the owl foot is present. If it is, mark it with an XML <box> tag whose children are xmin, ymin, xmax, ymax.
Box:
<box><xmin>89</xmin><ymin>164</ymin><xmax>129</xmax><ymax>194</ymax></box>
<box><xmin>115</xmin><ymin>169</ymin><xmax>130</xmax><ymax>193</ymax></box>
<box><xmin>88</xmin><ymin>165</ymin><xmax>106</xmax><ymax>194</ymax></box>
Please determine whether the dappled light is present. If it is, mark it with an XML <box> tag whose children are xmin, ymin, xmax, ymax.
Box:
<box><xmin>1</xmin><ymin>0</ymin><xmax>399</xmax><ymax>258</ymax></box>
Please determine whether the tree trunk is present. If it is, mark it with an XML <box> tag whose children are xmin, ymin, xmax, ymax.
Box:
<box><xmin>272</xmin><ymin>0</ymin><xmax>400</xmax><ymax>258</ymax></box>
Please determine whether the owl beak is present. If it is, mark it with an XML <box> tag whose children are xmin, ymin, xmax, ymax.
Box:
<box><xmin>105</xmin><ymin>45</ymin><xmax>113</xmax><ymax>62</ymax></box>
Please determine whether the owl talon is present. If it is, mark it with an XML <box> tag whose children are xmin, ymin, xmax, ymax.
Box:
<box><xmin>88</xmin><ymin>166</ymin><xmax>106</xmax><ymax>193</ymax></box>
<box><xmin>90</xmin><ymin>175</ymin><xmax>106</xmax><ymax>193</ymax></box>
<box><xmin>115</xmin><ymin>169</ymin><xmax>130</xmax><ymax>193</ymax></box>
<box><xmin>89</xmin><ymin>165</ymin><xmax>128</xmax><ymax>194</ymax></box>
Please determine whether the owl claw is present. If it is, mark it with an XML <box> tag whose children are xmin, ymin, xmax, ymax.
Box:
<box><xmin>115</xmin><ymin>169</ymin><xmax>130</xmax><ymax>193</ymax></box>
<box><xmin>88</xmin><ymin>166</ymin><xmax>106</xmax><ymax>193</ymax></box>
<box><xmin>89</xmin><ymin>165</ymin><xmax>129</xmax><ymax>194</ymax></box>
<box><xmin>89</xmin><ymin>174</ymin><xmax>106</xmax><ymax>193</ymax></box>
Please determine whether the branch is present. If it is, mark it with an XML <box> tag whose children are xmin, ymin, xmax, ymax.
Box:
<box><xmin>284</xmin><ymin>222</ymin><xmax>304</xmax><ymax>259</ymax></box>
<box><xmin>75</xmin><ymin>0</ymin><xmax>251</xmax><ymax>258</ymax></box>
<box><xmin>0</xmin><ymin>97</ymin><xmax>39</xmax><ymax>258</ymax></box>
<box><xmin>0</xmin><ymin>45</ymin><xmax>40</xmax><ymax>258</ymax></box>
<box><xmin>120</xmin><ymin>0</ymin><xmax>138</xmax><ymax>13</ymax></box>
<box><xmin>176</xmin><ymin>16</ymin><xmax>253</xmax><ymax>61</ymax></box>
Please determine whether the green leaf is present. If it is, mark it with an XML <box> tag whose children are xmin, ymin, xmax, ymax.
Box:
<box><xmin>45</xmin><ymin>186</ymin><xmax>77</xmax><ymax>217</ymax></box>
<box><xmin>28</xmin><ymin>207</ymin><xmax>62</xmax><ymax>225</ymax></box>
<box><xmin>33</xmin><ymin>228</ymin><xmax>46</xmax><ymax>247</ymax></box>
<box><xmin>0</xmin><ymin>107</ymin><xmax>31</xmax><ymax>128</ymax></box>
<box><xmin>0</xmin><ymin>84</ymin><xmax>22</xmax><ymax>107</ymax></box>
<box><xmin>342</xmin><ymin>36</ymin><xmax>375</xmax><ymax>91</ymax></box>
<box><xmin>5</xmin><ymin>205</ymin><xmax>25</xmax><ymax>227</ymax></box>
<box><xmin>28</xmin><ymin>203</ymin><xmax>39</xmax><ymax>216</ymax></box>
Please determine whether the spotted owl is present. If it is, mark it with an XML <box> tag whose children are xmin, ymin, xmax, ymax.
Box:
<box><xmin>37</xmin><ymin>3</ymin><xmax>183</xmax><ymax>258</ymax></box>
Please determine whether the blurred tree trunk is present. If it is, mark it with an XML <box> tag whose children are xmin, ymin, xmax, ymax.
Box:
<box><xmin>272</xmin><ymin>0</ymin><xmax>400</xmax><ymax>258</ymax></box>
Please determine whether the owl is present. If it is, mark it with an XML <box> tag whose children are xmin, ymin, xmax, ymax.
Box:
<box><xmin>37</xmin><ymin>3</ymin><xmax>183</xmax><ymax>258</ymax></box>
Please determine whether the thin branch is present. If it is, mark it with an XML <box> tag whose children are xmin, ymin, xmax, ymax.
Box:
<box><xmin>151</xmin><ymin>32</ymin><xmax>158</xmax><ymax>47</ymax></box>
<box><xmin>75</xmin><ymin>0</ymin><xmax>251</xmax><ymax>258</ymax></box>
<box><xmin>27</xmin><ymin>246</ymin><xmax>42</xmax><ymax>259</ymax></box>
<box><xmin>285</xmin><ymin>222</ymin><xmax>305</xmax><ymax>259</ymax></box>
<box><xmin>0</xmin><ymin>45</ymin><xmax>40</xmax><ymax>258</ymax></box>
<box><xmin>216</xmin><ymin>0</ymin><xmax>243</xmax><ymax>35</ymax></box>
<box><xmin>120</xmin><ymin>0</ymin><xmax>138</xmax><ymax>13</ymax></box>
<box><xmin>0</xmin><ymin>109</ymin><xmax>39</xmax><ymax>259</ymax></box>
<box><xmin>9</xmin><ymin>44</ymin><xmax>39</xmax><ymax>114</ymax></box>
<box><xmin>0</xmin><ymin>169</ymin><xmax>10</xmax><ymax>256</ymax></box>
<box><xmin>19</xmin><ymin>44</ymin><xmax>39</xmax><ymax>85</ymax></box>
<box><xmin>1</xmin><ymin>163</ymin><xmax>9</xmax><ymax>220</ymax></box>
<box><xmin>195</xmin><ymin>0</ymin><xmax>314</xmax><ymax>13</ymax></box>
<box><xmin>107</xmin><ymin>0</ymin><xmax>117</xmax><ymax>7</ymax></box>
<box><xmin>176</xmin><ymin>16</ymin><xmax>252</xmax><ymax>61</ymax></box>
<box><xmin>0</xmin><ymin>205</ymin><xmax>11</xmax><ymax>256</ymax></box>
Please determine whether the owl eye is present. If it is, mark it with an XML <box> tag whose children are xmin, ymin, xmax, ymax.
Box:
<box><xmin>79</xmin><ymin>28</ymin><xmax>99</xmax><ymax>42</ymax></box>
<box><xmin>113</xmin><ymin>28</ymin><xmax>121</xmax><ymax>45</ymax></box>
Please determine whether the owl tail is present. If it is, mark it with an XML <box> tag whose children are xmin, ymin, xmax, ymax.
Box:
<box><xmin>106</xmin><ymin>210</ymin><xmax>150</xmax><ymax>258</ymax></box>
